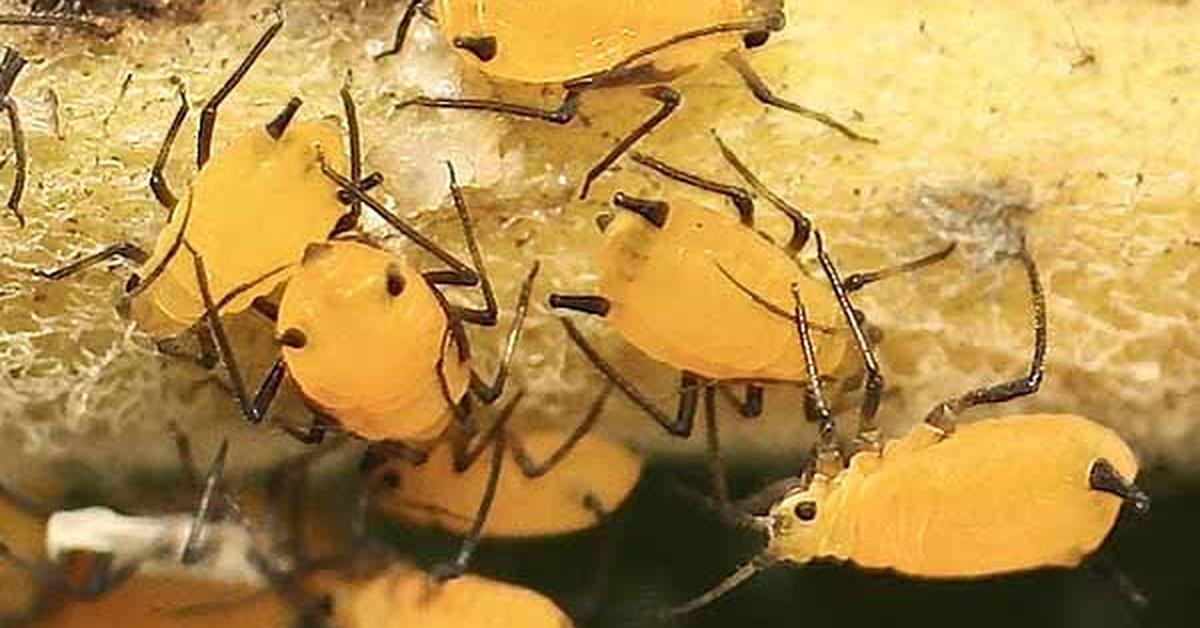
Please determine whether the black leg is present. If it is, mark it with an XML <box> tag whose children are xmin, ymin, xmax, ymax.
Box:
<box><xmin>373</xmin><ymin>0</ymin><xmax>429</xmax><ymax>60</ymax></box>
<box><xmin>396</xmin><ymin>88</ymin><xmax>581</xmax><ymax>126</ymax></box>
<box><xmin>790</xmin><ymin>279</ymin><xmax>843</xmax><ymax>477</ymax></box>
<box><xmin>150</xmin><ymin>87</ymin><xmax>189</xmax><ymax>211</ymax></box>
<box><xmin>468</xmin><ymin>262</ymin><xmax>540</xmax><ymax>403</ymax></box>
<box><xmin>197</xmin><ymin>17</ymin><xmax>283</xmax><ymax>168</ymax></box>
<box><xmin>441</xmin><ymin>162</ymin><xmax>499</xmax><ymax>325</ymax></box>
<box><xmin>430</xmin><ymin>432</ymin><xmax>505</xmax><ymax>582</ymax></box>
<box><xmin>558</xmin><ymin>318</ymin><xmax>698</xmax><ymax>438</ymax></box>
<box><xmin>320</xmin><ymin>159</ymin><xmax>480</xmax><ymax>283</ymax></box>
<box><xmin>630</xmin><ymin>151</ymin><xmax>755</xmax><ymax>225</ymax></box>
<box><xmin>812</xmin><ymin>233</ymin><xmax>885</xmax><ymax>451</ymax></box>
<box><xmin>0</xmin><ymin>48</ymin><xmax>26</xmax><ymax>227</ymax></box>
<box><xmin>193</xmin><ymin>324</ymin><xmax>220</xmax><ymax>370</ymax></box>
<box><xmin>703</xmin><ymin>386</ymin><xmax>731</xmax><ymax>505</ymax></box>
<box><xmin>181</xmin><ymin>439</ymin><xmax>229</xmax><ymax>565</ymax></box>
<box><xmin>724</xmin><ymin>51</ymin><xmax>877</xmax><ymax>144</ymax></box>
<box><xmin>33</xmin><ymin>242</ymin><xmax>149</xmax><ymax>280</ymax></box>
<box><xmin>449</xmin><ymin>390</ymin><xmax>524</xmax><ymax>472</ymax></box>
<box><xmin>331</xmin><ymin>72</ymin><xmax>363</xmax><ymax>234</ymax></box>
<box><xmin>922</xmin><ymin>243</ymin><xmax>1046</xmax><ymax>433</ymax></box>
<box><xmin>844</xmin><ymin>243</ymin><xmax>957</xmax><ymax>293</ymax></box>
<box><xmin>712</xmin><ymin>130</ymin><xmax>812</xmax><ymax>252</ymax></box>
<box><xmin>579</xmin><ymin>85</ymin><xmax>680</xmax><ymax>200</ymax></box>
<box><xmin>718</xmin><ymin>383</ymin><xmax>764</xmax><ymax>418</ymax></box>
<box><xmin>507</xmin><ymin>383</ymin><xmax>615</xmax><ymax>478</ymax></box>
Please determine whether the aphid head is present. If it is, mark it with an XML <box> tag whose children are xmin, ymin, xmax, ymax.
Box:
<box><xmin>764</xmin><ymin>475</ymin><xmax>832</xmax><ymax>565</ymax></box>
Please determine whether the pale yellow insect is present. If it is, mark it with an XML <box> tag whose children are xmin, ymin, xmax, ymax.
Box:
<box><xmin>667</xmin><ymin>240</ymin><xmax>1150</xmax><ymax>616</ymax></box>
<box><xmin>381</xmin><ymin>0</ymin><xmax>872</xmax><ymax>198</ymax></box>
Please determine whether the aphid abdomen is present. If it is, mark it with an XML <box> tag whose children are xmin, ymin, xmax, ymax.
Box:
<box><xmin>128</xmin><ymin>121</ymin><xmax>347</xmax><ymax>337</ymax></box>
<box><xmin>847</xmin><ymin>415</ymin><xmax>1137</xmax><ymax>577</ymax></box>
<box><xmin>436</xmin><ymin>0</ymin><xmax>746</xmax><ymax>84</ymax></box>
<box><xmin>370</xmin><ymin>428</ymin><xmax>642</xmax><ymax>537</ymax></box>
<box><xmin>278</xmin><ymin>242</ymin><xmax>470</xmax><ymax>443</ymax></box>
<box><xmin>599</xmin><ymin>203</ymin><xmax>846</xmax><ymax>381</ymax></box>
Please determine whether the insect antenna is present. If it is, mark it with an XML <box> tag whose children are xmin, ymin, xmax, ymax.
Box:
<box><xmin>661</xmin><ymin>553</ymin><xmax>776</xmax><ymax>618</ymax></box>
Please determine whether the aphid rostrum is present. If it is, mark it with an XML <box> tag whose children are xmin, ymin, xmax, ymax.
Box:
<box><xmin>666</xmin><ymin>237</ymin><xmax>1150</xmax><ymax>616</ymax></box>
<box><xmin>380</xmin><ymin>0</ymin><xmax>875</xmax><ymax>198</ymax></box>
<box><xmin>549</xmin><ymin>133</ymin><xmax>953</xmax><ymax>501</ymax></box>
<box><xmin>34</xmin><ymin>16</ymin><xmax>371</xmax><ymax>353</ymax></box>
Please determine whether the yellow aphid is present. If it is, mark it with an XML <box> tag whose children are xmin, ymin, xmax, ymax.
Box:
<box><xmin>666</xmin><ymin>242</ymin><xmax>1149</xmax><ymax>617</ymax></box>
<box><xmin>326</xmin><ymin>565</ymin><xmax>573</xmax><ymax>628</ymax></box>
<box><xmin>129</xmin><ymin>120</ymin><xmax>347</xmax><ymax>337</ymax></box>
<box><xmin>384</xmin><ymin>0</ymin><xmax>869</xmax><ymax>198</ymax></box>
<box><xmin>277</xmin><ymin>240</ymin><xmax>470</xmax><ymax>442</ymax></box>
<box><xmin>768</xmin><ymin>415</ymin><xmax>1141</xmax><ymax>577</ymax></box>
<box><xmin>368</xmin><ymin>426</ymin><xmax>642</xmax><ymax>537</ymax></box>
<box><xmin>435</xmin><ymin>0</ymin><xmax>750</xmax><ymax>84</ymax></box>
<box><xmin>595</xmin><ymin>195</ymin><xmax>845</xmax><ymax>382</ymax></box>
<box><xmin>30</xmin><ymin>574</ymin><xmax>291</xmax><ymax>628</ymax></box>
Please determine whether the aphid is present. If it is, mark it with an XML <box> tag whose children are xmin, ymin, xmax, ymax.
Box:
<box><xmin>549</xmin><ymin>133</ymin><xmax>953</xmax><ymax>500</ymax></box>
<box><xmin>0</xmin><ymin>46</ymin><xmax>27</xmax><ymax>227</ymax></box>
<box><xmin>34</xmin><ymin>16</ymin><xmax>369</xmax><ymax>353</ymax></box>
<box><xmin>666</xmin><ymin>238</ymin><xmax>1151</xmax><ymax>616</ymax></box>
<box><xmin>368</xmin><ymin>383</ymin><xmax>643</xmax><ymax>538</ymax></box>
<box><xmin>314</xmin><ymin>564</ymin><xmax>575</xmax><ymax>628</ymax></box>
<box><xmin>381</xmin><ymin>0</ymin><xmax>875</xmax><ymax>198</ymax></box>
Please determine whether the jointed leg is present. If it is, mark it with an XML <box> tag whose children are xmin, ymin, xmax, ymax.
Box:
<box><xmin>374</xmin><ymin>0</ymin><xmax>431</xmax><ymax>60</ymax></box>
<box><xmin>332</xmin><ymin>73</ymin><xmax>364</xmax><ymax>233</ymax></box>
<box><xmin>181</xmin><ymin>439</ymin><xmax>230</xmax><ymax>565</ymax></box>
<box><xmin>508</xmin><ymin>383</ymin><xmax>615</xmax><ymax>478</ymax></box>
<box><xmin>630</xmin><ymin>151</ymin><xmax>755</xmax><ymax>226</ymax></box>
<box><xmin>712</xmin><ymin>130</ymin><xmax>812</xmax><ymax>253</ymax></box>
<box><xmin>703</xmin><ymin>386</ymin><xmax>731</xmax><ymax>505</ymax></box>
<box><xmin>724</xmin><ymin>51</ymin><xmax>877</xmax><ymax>144</ymax></box>
<box><xmin>433</xmin><ymin>417</ymin><xmax>512</xmax><ymax>581</ymax></box>
<box><xmin>922</xmin><ymin>242</ymin><xmax>1046</xmax><ymax>433</ymax></box>
<box><xmin>844</xmin><ymin>243</ymin><xmax>957</xmax><ymax>293</ymax></box>
<box><xmin>790</xmin><ymin>279</ymin><xmax>843</xmax><ymax>477</ymax></box>
<box><xmin>440</xmin><ymin>162</ymin><xmax>499</xmax><ymax>324</ymax></box>
<box><xmin>579</xmin><ymin>85</ymin><xmax>681</xmax><ymax>200</ymax></box>
<box><xmin>812</xmin><ymin>233</ymin><xmax>885</xmax><ymax>451</ymax></box>
<box><xmin>197</xmin><ymin>18</ymin><xmax>283</xmax><ymax>167</ymax></box>
<box><xmin>718</xmin><ymin>383</ymin><xmax>764</xmax><ymax>418</ymax></box>
<box><xmin>397</xmin><ymin>88</ymin><xmax>582</xmax><ymax>126</ymax></box>
<box><xmin>150</xmin><ymin>88</ymin><xmax>189</xmax><ymax>211</ymax></box>
<box><xmin>33</xmin><ymin>242</ymin><xmax>149</xmax><ymax>280</ymax></box>
<box><xmin>468</xmin><ymin>262</ymin><xmax>540</xmax><ymax>403</ymax></box>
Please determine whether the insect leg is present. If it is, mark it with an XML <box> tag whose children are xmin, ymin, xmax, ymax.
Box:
<box><xmin>712</xmin><ymin>131</ymin><xmax>812</xmax><ymax>252</ymax></box>
<box><xmin>373</xmin><ymin>0</ymin><xmax>430</xmax><ymax>61</ymax></box>
<box><xmin>557</xmin><ymin>318</ymin><xmax>698</xmax><ymax>438</ymax></box>
<box><xmin>450</xmin><ymin>390</ymin><xmax>524</xmax><ymax>472</ymax></box>
<box><xmin>332</xmin><ymin>74</ymin><xmax>364</xmax><ymax>233</ymax></box>
<box><xmin>197</xmin><ymin>17</ymin><xmax>283</xmax><ymax>167</ymax></box>
<box><xmin>32</xmin><ymin>242</ymin><xmax>150</xmax><ymax>281</ymax></box>
<box><xmin>811</xmin><ymin>233</ymin><xmax>885</xmax><ymax>451</ymax></box>
<box><xmin>578</xmin><ymin>85</ymin><xmax>680</xmax><ymax>201</ymax></box>
<box><xmin>630</xmin><ymin>151</ymin><xmax>755</xmax><ymax>225</ymax></box>
<box><xmin>922</xmin><ymin>243</ymin><xmax>1046</xmax><ymax>433</ymax></box>
<box><xmin>843</xmin><ymin>242</ymin><xmax>958</xmax><ymax>293</ymax></box>
<box><xmin>790</xmin><ymin>279</ymin><xmax>844</xmax><ymax>476</ymax></box>
<box><xmin>724</xmin><ymin>51</ymin><xmax>877</xmax><ymax>144</ymax></box>
<box><xmin>439</xmin><ymin>162</ymin><xmax>498</xmax><ymax>325</ymax></box>
<box><xmin>703</xmin><ymin>386</ymin><xmax>731</xmax><ymax>505</ymax></box>
<box><xmin>0</xmin><ymin>48</ymin><xmax>27</xmax><ymax>227</ymax></box>
<box><xmin>150</xmin><ymin>87</ymin><xmax>189</xmax><ymax>211</ymax></box>
<box><xmin>396</xmin><ymin>88</ymin><xmax>581</xmax><ymax>126</ymax></box>
<box><xmin>717</xmin><ymin>383</ymin><xmax>765</xmax><ymax>418</ymax></box>
<box><xmin>468</xmin><ymin>262</ymin><xmax>540</xmax><ymax>404</ymax></box>
<box><xmin>181</xmin><ymin>439</ymin><xmax>230</xmax><ymax>565</ymax></box>
<box><xmin>507</xmin><ymin>383</ymin><xmax>615</xmax><ymax>478</ymax></box>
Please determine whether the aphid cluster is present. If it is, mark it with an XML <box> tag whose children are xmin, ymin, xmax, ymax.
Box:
<box><xmin>0</xmin><ymin>2</ymin><xmax>1150</xmax><ymax>626</ymax></box>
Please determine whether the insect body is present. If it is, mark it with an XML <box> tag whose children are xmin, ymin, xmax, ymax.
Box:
<box><xmin>666</xmin><ymin>239</ymin><xmax>1150</xmax><ymax>616</ymax></box>
<box><xmin>368</xmin><ymin>388</ymin><xmax>643</xmax><ymax>538</ymax></box>
<box><xmin>384</xmin><ymin>0</ymin><xmax>873</xmax><ymax>198</ymax></box>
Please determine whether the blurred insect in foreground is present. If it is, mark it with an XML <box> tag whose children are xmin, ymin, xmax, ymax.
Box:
<box><xmin>0</xmin><ymin>437</ymin><xmax>290</xmax><ymax>626</ymax></box>
<box><xmin>381</xmin><ymin>0</ymin><xmax>875</xmax><ymax>198</ymax></box>
<box><xmin>666</xmin><ymin>237</ymin><xmax>1150</xmax><ymax>616</ymax></box>
<box><xmin>550</xmin><ymin>132</ymin><xmax>953</xmax><ymax>502</ymax></box>
<box><xmin>34</xmin><ymin>16</ymin><xmax>374</xmax><ymax>360</ymax></box>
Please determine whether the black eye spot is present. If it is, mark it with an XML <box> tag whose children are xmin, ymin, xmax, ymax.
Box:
<box><xmin>793</xmin><ymin>501</ymin><xmax>817</xmax><ymax>522</ymax></box>
<box><xmin>381</xmin><ymin>470</ymin><xmax>401</xmax><ymax>489</ymax></box>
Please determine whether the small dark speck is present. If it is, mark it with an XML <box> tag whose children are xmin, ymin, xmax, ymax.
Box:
<box><xmin>1096</xmin><ymin>172</ymin><xmax>1108</xmax><ymax>179</ymax></box>
<box><xmin>1186</xmin><ymin>238</ymin><xmax>1199</xmax><ymax>248</ymax></box>
<box><xmin>919</xmin><ymin>20</ymin><xmax>926</xmax><ymax>34</ymax></box>
<box><xmin>988</xmin><ymin>105</ymin><xmax>1000</xmax><ymax>114</ymax></box>
<box><xmin>1135</xmin><ymin>173</ymin><xmax>1145</xmax><ymax>186</ymax></box>
<box><xmin>852</xmin><ymin>188</ymin><xmax>861</xmax><ymax>196</ymax></box>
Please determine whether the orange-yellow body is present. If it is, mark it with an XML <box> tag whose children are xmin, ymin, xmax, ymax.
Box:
<box><xmin>326</xmin><ymin>565</ymin><xmax>573</xmax><ymax>628</ymax></box>
<box><xmin>436</xmin><ymin>0</ymin><xmax>755</xmax><ymax>84</ymax></box>
<box><xmin>369</xmin><ymin>427</ymin><xmax>642</xmax><ymax>537</ymax></box>
<box><xmin>768</xmin><ymin>414</ymin><xmax>1138</xmax><ymax>577</ymax></box>
<box><xmin>599</xmin><ymin>201</ymin><xmax>848</xmax><ymax>382</ymax></box>
<box><xmin>128</xmin><ymin>121</ymin><xmax>347</xmax><ymax>337</ymax></box>
<box><xmin>277</xmin><ymin>240</ymin><xmax>469</xmax><ymax>442</ymax></box>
